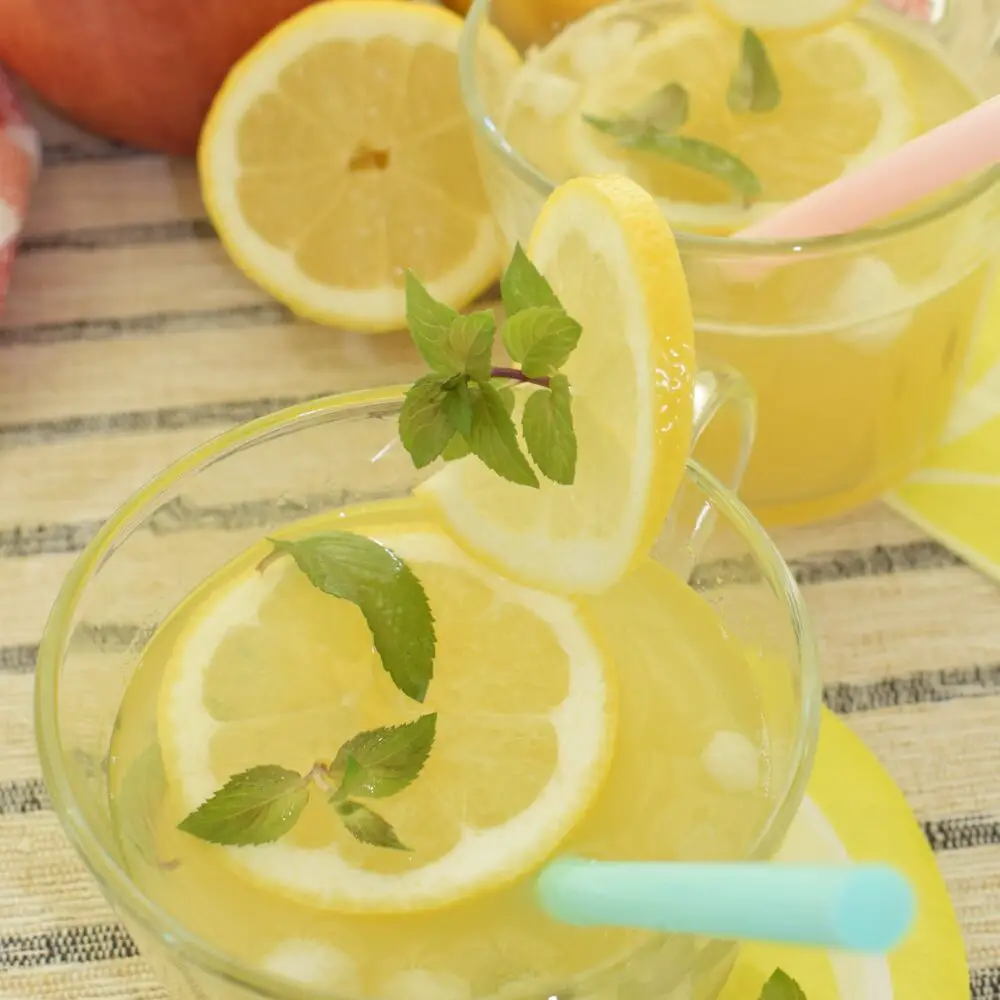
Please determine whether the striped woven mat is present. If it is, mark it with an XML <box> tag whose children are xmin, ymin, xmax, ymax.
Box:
<box><xmin>0</xmin><ymin>93</ymin><xmax>998</xmax><ymax>999</ymax></box>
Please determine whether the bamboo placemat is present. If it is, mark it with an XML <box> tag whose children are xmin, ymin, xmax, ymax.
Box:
<box><xmin>0</xmin><ymin>93</ymin><xmax>998</xmax><ymax>999</ymax></box>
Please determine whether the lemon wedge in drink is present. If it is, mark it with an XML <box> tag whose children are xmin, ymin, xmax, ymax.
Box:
<box><xmin>418</xmin><ymin>174</ymin><xmax>696</xmax><ymax>594</ymax></box>
<box><xmin>553</xmin><ymin>15</ymin><xmax>915</xmax><ymax>233</ymax></box>
<box><xmin>158</xmin><ymin>526</ymin><xmax>616</xmax><ymax>913</ymax></box>
<box><xmin>198</xmin><ymin>1</ymin><xmax>519</xmax><ymax>331</ymax></box>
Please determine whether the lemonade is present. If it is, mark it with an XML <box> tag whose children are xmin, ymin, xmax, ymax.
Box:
<box><xmin>463</xmin><ymin>0</ymin><xmax>1000</xmax><ymax>523</ymax></box>
<box><xmin>38</xmin><ymin>178</ymin><xmax>816</xmax><ymax>1000</ymax></box>
<box><xmin>107</xmin><ymin>499</ymin><xmax>778</xmax><ymax>1000</ymax></box>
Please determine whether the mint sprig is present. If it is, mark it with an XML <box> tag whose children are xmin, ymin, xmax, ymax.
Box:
<box><xmin>179</xmin><ymin>716</ymin><xmax>437</xmax><ymax>851</ymax></box>
<box><xmin>759</xmin><ymin>969</ymin><xmax>807</xmax><ymax>1000</ymax></box>
<box><xmin>728</xmin><ymin>28</ymin><xmax>781</xmax><ymax>114</ymax></box>
<box><xmin>400</xmin><ymin>248</ymin><xmax>581</xmax><ymax>488</ymax></box>
<box><xmin>179</xmin><ymin>533</ymin><xmax>439</xmax><ymax>851</ymax></box>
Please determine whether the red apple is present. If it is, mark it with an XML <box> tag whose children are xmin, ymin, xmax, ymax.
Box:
<box><xmin>0</xmin><ymin>0</ymin><xmax>327</xmax><ymax>155</ymax></box>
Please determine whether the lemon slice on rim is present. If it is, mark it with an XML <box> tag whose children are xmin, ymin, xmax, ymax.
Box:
<box><xmin>159</xmin><ymin>528</ymin><xmax>616</xmax><ymax>913</ymax></box>
<box><xmin>418</xmin><ymin>174</ymin><xmax>696</xmax><ymax>594</ymax></box>
<box><xmin>563</xmin><ymin>16</ymin><xmax>915</xmax><ymax>233</ymax></box>
<box><xmin>199</xmin><ymin>1</ymin><xmax>519</xmax><ymax>331</ymax></box>
<box><xmin>701</xmin><ymin>0</ymin><xmax>867</xmax><ymax>34</ymax></box>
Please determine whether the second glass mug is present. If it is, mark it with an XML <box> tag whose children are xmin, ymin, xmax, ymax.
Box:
<box><xmin>458</xmin><ymin>0</ymin><xmax>1000</xmax><ymax>525</ymax></box>
<box><xmin>36</xmin><ymin>371</ymin><xmax>819</xmax><ymax>1000</ymax></box>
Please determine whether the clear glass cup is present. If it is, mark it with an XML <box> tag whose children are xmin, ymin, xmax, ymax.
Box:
<box><xmin>458</xmin><ymin>0</ymin><xmax>1000</xmax><ymax>525</ymax></box>
<box><xmin>36</xmin><ymin>377</ymin><xmax>819</xmax><ymax>1000</ymax></box>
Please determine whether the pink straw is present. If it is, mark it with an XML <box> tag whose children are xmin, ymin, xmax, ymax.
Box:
<box><xmin>735</xmin><ymin>93</ymin><xmax>1000</xmax><ymax>242</ymax></box>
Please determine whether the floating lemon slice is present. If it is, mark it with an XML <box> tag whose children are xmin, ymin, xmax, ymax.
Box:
<box><xmin>889</xmin><ymin>282</ymin><xmax>1000</xmax><ymax>582</ymax></box>
<box><xmin>158</xmin><ymin>527</ymin><xmax>616</xmax><ymax>913</ymax></box>
<box><xmin>419</xmin><ymin>174</ymin><xmax>695</xmax><ymax>593</ymax></box>
<box><xmin>560</xmin><ymin>15</ymin><xmax>914</xmax><ymax>233</ymax></box>
<box><xmin>719</xmin><ymin>709</ymin><xmax>968</xmax><ymax>1000</ymax></box>
<box><xmin>199</xmin><ymin>1</ymin><xmax>519</xmax><ymax>331</ymax></box>
<box><xmin>701</xmin><ymin>0</ymin><xmax>867</xmax><ymax>34</ymax></box>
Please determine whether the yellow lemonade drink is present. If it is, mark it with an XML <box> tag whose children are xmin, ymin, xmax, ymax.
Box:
<box><xmin>39</xmin><ymin>177</ymin><xmax>815</xmax><ymax>1000</ymax></box>
<box><xmin>108</xmin><ymin>499</ymin><xmax>781</xmax><ymax>1000</ymax></box>
<box><xmin>481</xmin><ymin>0</ymin><xmax>1000</xmax><ymax>523</ymax></box>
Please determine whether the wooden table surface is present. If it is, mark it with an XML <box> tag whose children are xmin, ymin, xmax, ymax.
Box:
<box><xmin>1</xmin><ymin>95</ymin><xmax>998</xmax><ymax>999</ymax></box>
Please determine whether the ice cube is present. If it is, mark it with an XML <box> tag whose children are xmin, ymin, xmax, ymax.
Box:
<box><xmin>701</xmin><ymin>730</ymin><xmax>759</xmax><ymax>792</ymax></box>
<box><xmin>263</xmin><ymin>939</ymin><xmax>362</xmax><ymax>994</ymax></box>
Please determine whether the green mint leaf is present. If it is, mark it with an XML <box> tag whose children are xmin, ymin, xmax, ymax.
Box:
<box><xmin>620</xmin><ymin>130</ymin><xmax>761</xmax><ymax>205</ymax></box>
<box><xmin>469</xmin><ymin>382</ymin><xmax>539</xmax><ymax>488</ymax></box>
<box><xmin>759</xmin><ymin>969</ymin><xmax>807</xmax><ymax>1000</ymax></box>
<box><xmin>501</xmin><ymin>244</ymin><xmax>561</xmax><ymax>316</ymax></box>
<box><xmin>502</xmin><ymin>306</ymin><xmax>582</xmax><ymax>376</ymax></box>
<box><xmin>272</xmin><ymin>532</ymin><xmax>435</xmax><ymax>702</ymax></box>
<box><xmin>178</xmin><ymin>765</ymin><xmax>308</xmax><ymax>846</ymax></box>
<box><xmin>442</xmin><ymin>434</ymin><xmax>472</xmax><ymax>461</ymax></box>
<box><xmin>405</xmin><ymin>272</ymin><xmax>461</xmax><ymax>375</ymax></box>
<box><xmin>521</xmin><ymin>374</ymin><xmax>576</xmax><ymax>485</ymax></box>
<box><xmin>332</xmin><ymin>714</ymin><xmax>437</xmax><ymax>799</ymax></box>
<box><xmin>441</xmin><ymin>378</ymin><xmax>474</xmax><ymax>439</ymax></box>
<box><xmin>114</xmin><ymin>743</ymin><xmax>172</xmax><ymax>868</ymax></box>
<box><xmin>582</xmin><ymin>114</ymin><xmax>645</xmax><ymax>141</ymax></box>
<box><xmin>583</xmin><ymin>84</ymin><xmax>689</xmax><ymax>144</ymax></box>
<box><xmin>728</xmin><ymin>29</ymin><xmax>781</xmax><ymax>114</ymax></box>
<box><xmin>448</xmin><ymin>311</ymin><xmax>495</xmax><ymax>381</ymax></box>
<box><xmin>334</xmin><ymin>799</ymin><xmax>409</xmax><ymax>851</ymax></box>
<box><xmin>400</xmin><ymin>375</ymin><xmax>453</xmax><ymax>469</ymax></box>
<box><xmin>497</xmin><ymin>385</ymin><xmax>516</xmax><ymax>416</ymax></box>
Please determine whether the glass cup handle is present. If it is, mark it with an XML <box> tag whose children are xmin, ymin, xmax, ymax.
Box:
<box><xmin>659</xmin><ymin>362</ymin><xmax>757</xmax><ymax>581</ymax></box>
<box><xmin>691</xmin><ymin>360</ymin><xmax>757</xmax><ymax>497</ymax></box>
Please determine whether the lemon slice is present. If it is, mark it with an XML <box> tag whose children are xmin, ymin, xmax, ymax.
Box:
<box><xmin>701</xmin><ymin>0</ymin><xmax>866</xmax><ymax>34</ymax></box>
<box><xmin>199</xmin><ymin>1</ymin><xmax>519</xmax><ymax>332</ymax></box>
<box><xmin>418</xmin><ymin>175</ymin><xmax>695</xmax><ymax>594</ymax></box>
<box><xmin>562</xmin><ymin>15</ymin><xmax>915</xmax><ymax>233</ymax></box>
<box><xmin>159</xmin><ymin>527</ymin><xmax>615</xmax><ymax>913</ymax></box>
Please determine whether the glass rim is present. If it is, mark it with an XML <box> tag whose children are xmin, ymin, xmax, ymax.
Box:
<box><xmin>35</xmin><ymin>385</ymin><xmax>821</xmax><ymax>1000</ymax></box>
<box><xmin>458</xmin><ymin>0</ymin><xmax>1000</xmax><ymax>257</ymax></box>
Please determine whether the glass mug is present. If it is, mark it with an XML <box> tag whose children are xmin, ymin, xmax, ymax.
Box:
<box><xmin>458</xmin><ymin>0</ymin><xmax>1000</xmax><ymax>525</ymax></box>
<box><xmin>36</xmin><ymin>376</ymin><xmax>819</xmax><ymax>1000</ymax></box>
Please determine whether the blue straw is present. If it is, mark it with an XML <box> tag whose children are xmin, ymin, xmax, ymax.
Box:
<box><xmin>536</xmin><ymin>860</ymin><xmax>915</xmax><ymax>953</ymax></box>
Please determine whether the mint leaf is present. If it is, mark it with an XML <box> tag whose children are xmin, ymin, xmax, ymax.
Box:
<box><xmin>272</xmin><ymin>532</ymin><xmax>435</xmax><ymax>702</ymax></box>
<box><xmin>441</xmin><ymin>378</ymin><xmax>474</xmax><ymax>439</ymax></box>
<box><xmin>448</xmin><ymin>312</ymin><xmax>495</xmax><ymax>381</ymax></box>
<box><xmin>497</xmin><ymin>385</ymin><xmax>516</xmax><ymax>416</ymax></box>
<box><xmin>178</xmin><ymin>765</ymin><xmax>308</xmax><ymax>846</ymax></box>
<box><xmin>332</xmin><ymin>714</ymin><xmax>437</xmax><ymax>799</ymax></box>
<box><xmin>759</xmin><ymin>970</ymin><xmax>807</xmax><ymax>1000</ymax></box>
<box><xmin>522</xmin><ymin>374</ymin><xmax>576</xmax><ymax>485</ymax></box>
<box><xmin>400</xmin><ymin>375</ymin><xmax>453</xmax><ymax>469</ymax></box>
<box><xmin>502</xmin><ymin>306</ymin><xmax>582</xmax><ymax>376</ymax></box>
<box><xmin>442</xmin><ymin>434</ymin><xmax>472</xmax><ymax>461</ymax></box>
<box><xmin>729</xmin><ymin>29</ymin><xmax>781</xmax><ymax>114</ymax></box>
<box><xmin>334</xmin><ymin>799</ymin><xmax>409</xmax><ymax>850</ymax></box>
<box><xmin>115</xmin><ymin>743</ymin><xmax>172</xmax><ymax>868</ymax></box>
<box><xmin>469</xmin><ymin>382</ymin><xmax>539</xmax><ymax>487</ymax></box>
<box><xmin>501</xmin><ymin>244</ymin><xmax>561</xmax><ymax>316</ymax></box>
<box><xmin>605</xmin><ymin>125</ymin><xmax>762</xmax><ymax>205</ymax></box>
<box><xmin>405</xmin><ymin>272</ymin><xmax>461</xmax><ymax>375</ymax></box>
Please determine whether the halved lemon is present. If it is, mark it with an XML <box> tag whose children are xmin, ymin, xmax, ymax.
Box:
<box><xmin>159</xmin><ymin>526</ymin><xmax>616</xmax><ymax>913</ymax></box>
<box><xmin>418</xmin><ymin>174</ymin><xmax>695</xmax><ymax>593</ymax></box>
<box><xmin>562</xmin><ymin>15</ymin><xmax>915</xmax><ymax>233</ymax></box>
<box><xmin>199</xmin><ymin>1</ymin><xmax>519</xmax><ymax>332</ymax></box>
<box><xmin>701</xmin><ymin>0</ymin><xmax>866</xmax><ymax>34</ymax></box>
